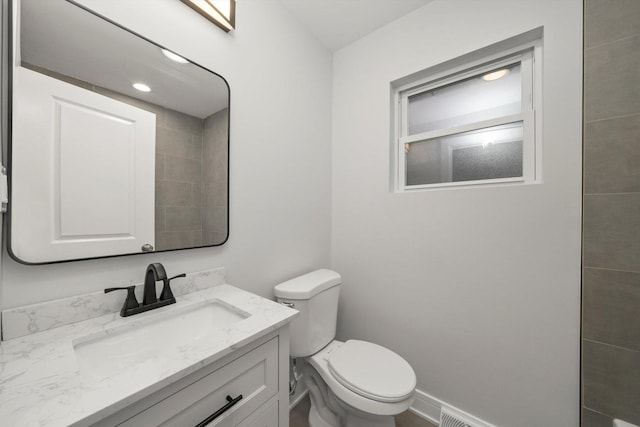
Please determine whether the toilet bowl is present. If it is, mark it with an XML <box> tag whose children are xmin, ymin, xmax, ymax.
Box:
<box><xmin>306</xmin><ymin>340</ymin><xmax>415</xmax><ymax>427</ymax></box>
<box><xmin>274</xmin><ymin>269</ymin><xmax>416</xmax><ymax>427</ymax></box>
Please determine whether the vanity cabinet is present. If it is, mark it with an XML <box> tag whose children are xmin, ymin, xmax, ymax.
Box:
<box><xmin>93</xmin><ymin>329</ymin><xmax>289</xmax><ymax>427</ymax></box>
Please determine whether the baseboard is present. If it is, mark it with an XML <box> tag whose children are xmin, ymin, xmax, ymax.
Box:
<box><xmin>410</xmin><ymin>389</ymin><xmax>497</xmax><ymax>427</ymax></box>
<box><xmin>289</xmin><ymin>371</ymin><xmax>309</xmax><ymax>410</ymax></box>
<box><xmin>409</xmin><ymin>389</ymin><xmax>441</xmax><ymax>425</ymax></box>
<box><xmin>290</xmin><ymin>387</ymin><xmax>309</xmax><ymax>410</ymax></box>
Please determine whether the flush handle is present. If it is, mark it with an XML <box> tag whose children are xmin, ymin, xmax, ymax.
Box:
<box><xmin>281</xmin><ymin>301</ymin><xmax>295</xmax><ymax>309</ymax></box>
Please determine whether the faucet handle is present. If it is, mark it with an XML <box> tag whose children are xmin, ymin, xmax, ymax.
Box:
<box><xmin>160</xmin><ymin>273</ymin><xmax>186</xmax><ymax>302</ymax></box>
<box><xmin>105</xmin><ymin>286</ymin><xmax>139</xmax><ymax>317</ymax></box>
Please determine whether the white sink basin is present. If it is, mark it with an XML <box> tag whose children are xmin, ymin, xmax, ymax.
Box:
<box><xmin>73</xmin><ymin>300</ymin><xmax>250</xmax><ymax>379</ymax></box>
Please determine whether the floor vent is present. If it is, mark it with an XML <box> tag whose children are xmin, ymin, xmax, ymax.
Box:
<box><xmin>440</xmin><ymin>406</ymin><xmax>494</xmax><ymax>427</ymax></box>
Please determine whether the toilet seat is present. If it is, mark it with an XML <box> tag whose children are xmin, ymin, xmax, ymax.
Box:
<box><xmin>327</xmin><ymin>340</ymin><xmax>416</xmax><ymax>403</ymax></box>
<box><xmin>307</xmin><ymin>340</ymin><xmax>416</xmax><ymax>416</ymax></box>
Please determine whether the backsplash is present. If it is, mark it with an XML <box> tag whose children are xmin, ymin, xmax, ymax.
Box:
<box><xmin>1</xmin><ymin>267</ymin><xmax>226</xmax><ymax>341</ymax></box>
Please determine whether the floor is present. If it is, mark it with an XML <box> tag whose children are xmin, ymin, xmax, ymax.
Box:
<box><xmin>289</xmin><ymin>395</ymin><xmax>436</xmax><ymax>427</ymax></box>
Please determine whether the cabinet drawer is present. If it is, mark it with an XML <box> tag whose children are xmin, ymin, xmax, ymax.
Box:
<box><xmin>118</xmin><ymin>337</ymin><xmax>278</xmax><ymax>426</ymax></box>
<box><xmin>237</xmin><ymin>399</ymin><xmax>278</xmax><ymax>427</ymax></box>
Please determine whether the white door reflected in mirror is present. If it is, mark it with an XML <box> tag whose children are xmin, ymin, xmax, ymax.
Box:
<box><xmin>11</xmin><ymin>67</ymin><xmax>156</xmax><ymax>263</ymax></box>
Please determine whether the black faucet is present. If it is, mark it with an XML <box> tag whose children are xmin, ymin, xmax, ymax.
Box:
<box><xmin>144</xmin><ymin>263</ymin><xmax>166</xmax><ymax>305</ymax></box>
<box><xmin>105</xmin><ymin>263</ymin><xmax>186</xmax><ymax>317</ymax></box>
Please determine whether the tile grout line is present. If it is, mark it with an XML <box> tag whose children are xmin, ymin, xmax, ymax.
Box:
<box><xmin>583</xmin><ymin>266</ymin><xmax>640</xmax><ymax>275</ymax></box>
<box><xmin>584</xmin><ymin>33</ymin><xmax>640</xmax><ymax>52</ymax></box>
<box><xmin>583</xmin><ymin>338</ymin><xmax>640</xmax><ymax>354</ymax></box>
<box><xmin>584</xmin><ymin>192</ymin><xmax>640</xmax><ymax>196</ymax></box>
<box><xmin>582</xmin><ymin>405</ymin><xmax>618</xmax><ymax>422</ymax></box>
<box><xmin>584</xmin><ymin>111</ymin><xmax>640</xmax><ymax>124</ymax></box>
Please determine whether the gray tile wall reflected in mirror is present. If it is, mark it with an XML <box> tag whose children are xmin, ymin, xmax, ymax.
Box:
<box><xmin>202</xmin><ymin>108</ymin><xmax>229</xmax><ymax>245</ymax></box>
<box><xmin>582</xmin><ymin>0</ymin><xmax>640</xmax><ymax>425</ymax></box>
<box><xmin>156</xmin><ymin>110</ymin><xmax>205</xmax><ymax>250</ymax></box>
<box><xmin>156</xmin><ymin>107</ymin><xmax>228</xmax><ymax>250</ymax></box>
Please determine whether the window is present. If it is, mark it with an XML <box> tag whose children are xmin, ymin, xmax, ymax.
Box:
<box><xmin>393</xmin><ymin>41</ymin><xmax>541</xmax><ymax>191</ymax></box>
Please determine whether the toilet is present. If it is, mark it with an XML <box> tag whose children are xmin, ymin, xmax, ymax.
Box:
<box><xmin>275</xmin><ymin>269</ymin><xmax>416</xmax><ymax>427</ymax></box>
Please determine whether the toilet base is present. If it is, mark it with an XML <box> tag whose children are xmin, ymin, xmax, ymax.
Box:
<box><xmin>309</xmin><ymin>405</ymin><xmax>333</xmax><ymax>427</ymax></box>
<box><xmin>305</xmin><ymin>364</ymin><xmax>397</xmax><ymax>427</ymax></box>
<box><xmin>344</xmin><ymin>408</ymin><xmax>396</xmax><ymax>427</ymax></box>
<box><xmin>308</xmin><ymin>394</ymin><xmax>396</xmax><ymax>427</ymax></box>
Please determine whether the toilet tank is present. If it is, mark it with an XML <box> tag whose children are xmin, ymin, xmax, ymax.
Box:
<box><xmin>274</xmin><ymin>269</ymin><xmax>341</xmax><ymax>357</ymax></box>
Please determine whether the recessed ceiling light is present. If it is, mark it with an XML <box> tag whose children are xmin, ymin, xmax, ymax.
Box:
<box><xmin>161</xmin><ymin>48</ymin><xmax>189</xmax><ymax>64</ymax></box>
<box><xmin>482</xmin><ymin>69</ymin><xmax>510</xmax><ymax>81</ymax></box>
<box><xmin>133</xmin><ymin>83</ymin><xmax>151</xmax><ymax>92</ymax></box>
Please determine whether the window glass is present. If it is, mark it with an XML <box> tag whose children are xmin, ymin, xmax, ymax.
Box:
<box><xmin>407</xmin><ymin>63</ymin><xmax>521</xmax><ymax>135</ymax></box>
<box><xmin>405</xmin><ymin>122</ymin><xmax>523</xmax><ymax>186</ymax></box>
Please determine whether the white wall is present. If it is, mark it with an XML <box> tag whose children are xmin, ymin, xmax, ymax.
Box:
<box><xmin>331</xmin><ymin>1</ymin><xmax>582</xmax><ymax>426</ymax></box>
<box><xmin>2</xmin><ymin>0</ymin><xmax>333</xmax><ymax>308</ymax></box>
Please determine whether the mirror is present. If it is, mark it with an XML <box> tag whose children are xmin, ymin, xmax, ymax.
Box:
<box><xmin>9</xmin><ymin>0</ymin><xmax>230</xmax><ymax>264</ymax></box>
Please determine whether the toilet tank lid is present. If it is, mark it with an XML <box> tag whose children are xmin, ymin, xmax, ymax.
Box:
<box><xmin>274</xmin><ymin>269</ymin><xmax>341</xmax><ymax>300</ymax></box>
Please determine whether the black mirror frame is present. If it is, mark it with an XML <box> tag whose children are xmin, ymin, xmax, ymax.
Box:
<box><xmin>5</xmin><ymin>0</ymin><xmax>231</xmax><ymax>265</ymax></box>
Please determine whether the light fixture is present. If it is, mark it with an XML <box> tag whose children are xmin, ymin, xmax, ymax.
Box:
<box><xmin>161</xmin><ymin>48</ymin><xmax>189</xmax><ymax>64</ymax></box>
<box><xmin>181</xmin><ymin>0</ymin><xmax>236</xmax><ymax>32</ymax></box>
<box><xmin>482</xmin><ymin>69</ymin><xmax>510</xmax><ymax>81</ymax></box>
<box><xmin>133</xmin><ymin>82</ymin><xmax>151</xmax><ymax>92</ymax></box>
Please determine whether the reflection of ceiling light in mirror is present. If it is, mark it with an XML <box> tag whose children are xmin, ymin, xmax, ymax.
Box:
<box><xmin>482</xmin><ymin>69</ymin><xmax>510</xmax><ymax>81</ymax></box>
<box><xmin>181</xmin><ymin>0</ymin><xmax>236</xmax><ymax>32</ymax></box>
<box><xmin>161</xmin><ymin>49</ymin><xmax>189</xmax><ymax>64</ymax></box>
<box><xmin>133</xmin><ymin>83</ymin><xmax>151</xmax><ymax>92</ymax></box>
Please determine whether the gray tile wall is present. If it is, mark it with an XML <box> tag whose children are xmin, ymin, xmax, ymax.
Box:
<box><xmin>155</xmin><ymin>110</ymin><xmax>204</xmax><ymax>251</ymax></box>
<box><xmin>582</xmin><ymin>0</ymin><xmax>640</xmax><ymax>425</ymax></box>
<box><xmin>202</xmin><ymin>108</ymin><xmax>229</xmax><ymax>245</ymax></box>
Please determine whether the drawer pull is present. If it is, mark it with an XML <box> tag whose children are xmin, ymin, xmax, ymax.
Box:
<box><xmin>195</xmin><ymin>394</ymin><xmax>243</xmax><ymax>427</ymax></box>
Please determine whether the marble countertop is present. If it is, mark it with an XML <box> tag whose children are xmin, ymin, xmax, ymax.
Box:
<box><xmin>0</xmin><ymin>284</ymin><xmax>298</xmax><ymax>427</ymax></box>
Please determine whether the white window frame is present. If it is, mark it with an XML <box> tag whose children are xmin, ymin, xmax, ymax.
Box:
<box><xmin>393</xmin><ymin>39</ymin><xmax>542</xmax><ymax>192</ymax></box>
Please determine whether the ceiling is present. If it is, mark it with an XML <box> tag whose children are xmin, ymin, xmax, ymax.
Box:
<box><xmin>277</xmin><ymin>0</ymin><xmax>433</xmax><ymax>52</ymax></box>
<box><xmin>20</xmin><ymin>0</ymin><xmax>433</xmax><ymax>119</ymax></box>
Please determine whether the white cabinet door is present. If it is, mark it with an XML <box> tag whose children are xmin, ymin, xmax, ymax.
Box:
<box><xmin>11</xmin><ymin>67</ymin><xmax>156</xmax><ymax>263</ymax></box>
